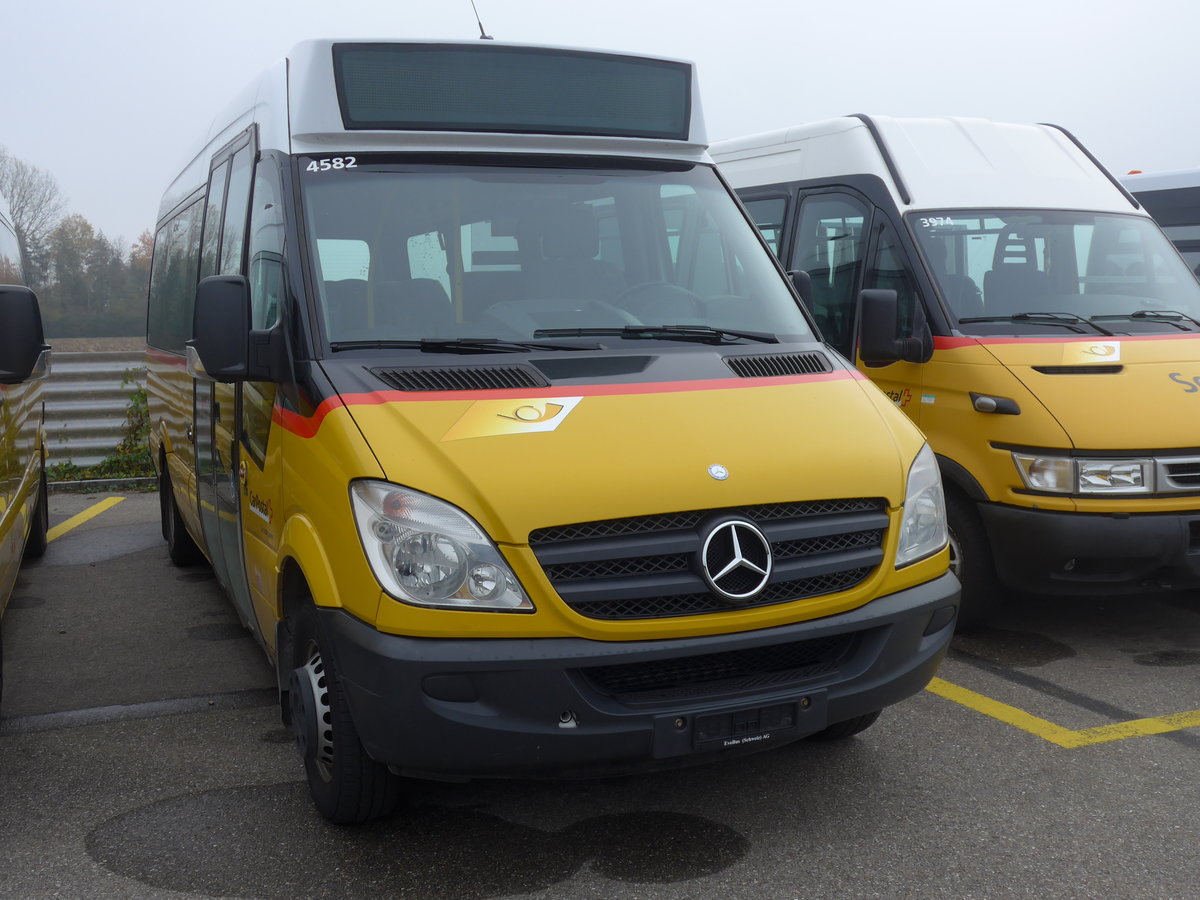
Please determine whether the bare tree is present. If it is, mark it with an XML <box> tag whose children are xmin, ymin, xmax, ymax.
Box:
<box><xmin>0</xmin><ymin>145</ymin><xmax>67</xmax><ymax>288</ymax></box>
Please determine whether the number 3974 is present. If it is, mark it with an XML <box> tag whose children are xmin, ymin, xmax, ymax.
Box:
<box><xmin>305</xmin><ymin>157</ymin><xmax>357</xmax><ymax>172</ymax></box>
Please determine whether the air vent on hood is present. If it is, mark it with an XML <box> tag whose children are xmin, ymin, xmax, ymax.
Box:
<box><xmin>371</xmin><ymin>365</ymin><xmax>551</xmax><ymax>392</ymax></box>
<box><xmin>723</xmin><ymin>352</ymin><xmax>833</xmax><ymax>378</ymax></box>
<box><xmin>1031</xmin><ymin>365</ymin><xmax>1124</xmax><ymax>375</ymax></box>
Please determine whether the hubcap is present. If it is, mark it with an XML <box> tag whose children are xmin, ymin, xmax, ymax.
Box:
<box><xmin>291</xmin><ymin>645</ymin><xmax>334</xmax><ymax>782</ymax></box>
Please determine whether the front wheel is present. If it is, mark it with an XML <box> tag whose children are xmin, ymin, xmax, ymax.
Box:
<box><xmin>289</xmin><ymin>606</ymin><xmax>402</xmax><ymax>823</ymax></box>
<box><xmin>945</xmin><ymin>490</ymin><xmax>1001</xmax><ymax>630</ymax></box>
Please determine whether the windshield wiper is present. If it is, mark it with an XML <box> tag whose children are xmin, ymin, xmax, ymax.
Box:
<box><xmin>329</xmin><ymin>337</ymin><xmax>602</xmax><ymax>353</ymax></box>
<box><xmin>1092</xmin><ymin>309</ymin><xmax>1200</xmax><ymax>332</ymax></box>
<box><xmin>957</xmin><ymin>312</ymin><xmax>1115</xmax><ymax>336</ymax></box>
<box><xmin>533</xmin><ymin>324</ymin><xmax>779</xmax><ymax>344</ymax></box>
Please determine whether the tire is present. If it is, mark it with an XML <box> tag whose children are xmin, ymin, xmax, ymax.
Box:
<box><xmin>23</xmin><ymin>465</ymin><xmax>49</xmax><ymax>560</ymax></box>
<box><xmin>161</xmin><ymin>466</ymin><xmax>204</xmax><ymax>567</ymax></box>
<box><xmin>806</xmin><ymin>710</ymin><xmax>882</xmax><ymax>741</ymax></box>
<box><xmin>945</xmin><ymin>490</ymin><xmax>1001</xmax><ymax>631</ymax></box>
<box><xmin>289</xmin><ymin>605</ymin><xmax>402</xmax><ymax>824</ymax></box>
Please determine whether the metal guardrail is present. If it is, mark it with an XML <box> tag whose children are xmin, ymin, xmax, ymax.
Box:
<box><xmin>43</xmin><ymin>351</ymin><xmax>147</xmax><ymax>468</ymax></box>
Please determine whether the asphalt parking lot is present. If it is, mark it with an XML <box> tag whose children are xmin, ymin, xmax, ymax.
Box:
<box><xmin>1</xmin><ymin>491</ymin><xmax>1198</xmax><ymax>899</ymax></box>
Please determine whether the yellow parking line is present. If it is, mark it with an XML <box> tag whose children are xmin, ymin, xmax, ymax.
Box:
<box><xmin>926</xmin><ymin>677</ymin><xmax>1200</xmax><ymax>748</ymax></box>
<box><xmin>47</xmin><ymin>496</ymin><xmax>125</xmax><ymax>542</ymax></box>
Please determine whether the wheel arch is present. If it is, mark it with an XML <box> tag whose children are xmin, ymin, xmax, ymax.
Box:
<box><xmin>936</xmin><ymin>453</ymin><xmax>988</xmax><ymax>503</ymax></box>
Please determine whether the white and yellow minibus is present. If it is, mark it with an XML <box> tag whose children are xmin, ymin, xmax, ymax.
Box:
<box><xmin>147</xmin><ymin>41</ymin><xmax>958</xmax><ymax>822</ymax></box>
<box><xmin>714</xmin><ymin>116</ymin><xmax>1200</xmax><ymax>626</ymax></box>
<box><xmin>0</xmin><ymin>194</ymin><xmax>51</xmax><ymax>707</ymax></box>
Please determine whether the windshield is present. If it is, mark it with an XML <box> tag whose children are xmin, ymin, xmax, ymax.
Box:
<box><xmin>910</xmin><ymin>209</ymin><xmax>1200</xmax><ymax>336</ymax></box>
<box><xmin>298</xmin><ymin>157</ymin><xmax>811</xmax><ymax>347</ymax></box>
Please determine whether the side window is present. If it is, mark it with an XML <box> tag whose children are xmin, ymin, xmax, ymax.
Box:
<box><xmin>147</xmin><ymin>199</ymin><xmax>203</xmax><ymax>351</ymax></box>
<box><xmin>200</xmin><ymin>161</ymin><xmax>230</xmax><ymax>280</ymax></box>
<box><xmin>865</xmin><ymin>219</ymin><xmax>922</xmax><ymax>342</ymax></box>
<box><xmin>243</xmin><ymin>156</ymin><xmax>286</xmax><ymax>465</ymax></box>
<box><xmin>248</xmin><ymin>157</ymin><xmax>286</xmax><ymax>330</ymax></box>
<box><xmin>743</xmin><ymin>197</ymin><xmax>788</xmax><ymax>256</ymax></box>
<box><xmin>789</xmin><ymin>193</ymin><xmax>869</xmax><ymax>357</ymax></box>
<box><xmin>219</xmin><ymin>146</ymin><xmax>254</xmax><ymax>276</ymax></box>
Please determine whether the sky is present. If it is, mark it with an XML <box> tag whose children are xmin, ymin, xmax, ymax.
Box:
<box><xmin>4</xmin><ymin>0</ymin><xmax>1197</xmax><ymax>247</ymax></box>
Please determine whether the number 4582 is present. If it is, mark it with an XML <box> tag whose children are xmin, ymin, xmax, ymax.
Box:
<box><xmin>305</xmin><ymin>157</ymin><xmax>357</xmax><ymax>172</ymax></box>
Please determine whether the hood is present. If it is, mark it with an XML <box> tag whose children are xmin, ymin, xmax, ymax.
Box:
<box><xmin>321</xmin><ymin>357</ymin><xmax>920</xmax><ymax>544</ymax></box>
<box><xmin>979</xmin><ymin>335</ymin><xmax>1200</xmax><ymax>449</ymax></box>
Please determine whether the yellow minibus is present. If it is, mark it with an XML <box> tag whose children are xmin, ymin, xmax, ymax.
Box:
<box><xmin>0</xmin><ymin>195</ymin><xmax>51</xmax><ymax>707</ymax></box>
<box><xmin>148</xmin><ymin>42</ymin><xmax>958</xmax><ymax>822</ymax></box>
<box><xmin>714</xmin><ymin>115</ymin><xmax>1200</xmax><ymax>626</ymax></box>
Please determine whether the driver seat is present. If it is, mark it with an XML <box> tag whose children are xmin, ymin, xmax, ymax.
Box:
<box><xmin>525</xmin><ymin>205</ymin><xmax>625</xmax><ymax>303</ymax></box>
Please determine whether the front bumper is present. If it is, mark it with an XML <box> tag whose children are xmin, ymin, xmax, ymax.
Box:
<box><xmin>980</xmin><ymin>503</ymin><xmax>1200</xmax><ymax>595</ymax></box>
<box><xmin>319</xmin><ymin>571</ymin><xmax>959</xmax><ymax>781</ymax></box>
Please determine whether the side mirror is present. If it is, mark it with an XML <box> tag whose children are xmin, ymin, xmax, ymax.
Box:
<box><xmin>0</xmin><ymin>285</ymin><xmax>50</xmax><ymax>384</ymax></box>
<box><xmin>858</xmin><ymin>289</ymin><xmax>930</xmax><ymax>365</ymax></box>
<box><xmin>188</xmin><ymin>274</ymin><xmax>284</xmax><ymax>383</ymax></box>
<box><xmin>188</xmin><ymin>275</ymin><xmax>251</xmax><ymax>382</ymax></box>
<box><xmin>786</xmin><ymin>269</ymin><xmax>813</xmax><ymax>307</ymax></box>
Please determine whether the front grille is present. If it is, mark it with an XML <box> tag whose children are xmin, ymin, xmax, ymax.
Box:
<box><xmin>579</xmin><ymin>633</ymin><xmax>858</xmax><ymax>704</ymax></box>
<box><xmin>530</xmin><ymin>499</ymin><xmax>887</xmax><ymax>620</ymax></box>
<box><xmin>371</xmin><ymin>365</ymin><xmax>550</xmax><ymax>392</ymax></box>
<box><xmin>724</xmin><ymin>352</ymin><xmax>833</xmax><ymax>378</ymax></box>
<box><xmin>1161</xmin><ymin>458</ymin><xmax>1200</xmax><ymax>490</ymax></box>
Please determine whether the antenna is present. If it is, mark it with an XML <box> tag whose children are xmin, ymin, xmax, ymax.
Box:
<box><xmin>469</xmin><ymin>0</ymin><xmax>494</xmax><ymax>39</ymax></box>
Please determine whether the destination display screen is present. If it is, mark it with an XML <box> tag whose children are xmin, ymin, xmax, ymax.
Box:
<box><xmin>332</xmin><ymin>43</ymin><xmax>691</xmax><ymax>141</ymax></box>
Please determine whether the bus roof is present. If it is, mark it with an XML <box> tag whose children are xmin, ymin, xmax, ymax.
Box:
<box><xmin>159</xmin><ymin>39</ymin><xmax>710</xmax><ymax>224</ymax></box>
<box><xmin>1121</xmin><ymin>168</ymin><xmax>1200</xmax><ymax>227</ymax></box>
<box><xmin>712</xmin><ymin>115</ymin><xmax>1142</xmax><ymax>215</ymax></box>
<box><xmin>1121</xmin><ymin>167</ymin><xmax>1200</xmax><ymax>193</ymax></box>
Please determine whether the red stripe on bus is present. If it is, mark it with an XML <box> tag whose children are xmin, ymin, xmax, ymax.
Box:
<box><xmin>934</xmin><ymin>333</ymin><xmax>1200</xmax><ymax>350</ymax></box>
<box><xmin>272</xmin><ymin>370</ymin><xmax>863</xmax><ymax>438</ymax></box>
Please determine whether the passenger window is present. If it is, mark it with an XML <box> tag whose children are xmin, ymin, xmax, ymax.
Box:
<box><xmin>200</xmin><ymin>161</ymin><xmax>229</xmax><ymax>280</ymax></box>
<box><xmin>219</xmin><ymin>146</ymin><xmax>253</xmax><ymax>275</ymax></box>
<box><xmin>743</xmin><ymin>197</ymin><xmax>787</xmax><ymax>255</ymax></box>
<box><xmin>865</xmin><ymin>219</ymin><xmax>923</xmax><ymax>344</ymax></box>
<box><xmin>147</xmin><ymin>199</ymin><xmax>203</xmax><ymax>352</ymax></box>
<box><xmin>242</xmin><ymin>156</ymin><xmax>286</xmax><ymax>466</ymax></box>
<box><xmin>248</xmin><ymin>158</ymin><xmax>286</xmax><ymax>329</ymax></box>
<box><xmin>316</xmin><ymin>239</ymin><xmax>369</xmax><ymax>281</ymax></box>
<box><xmin>789</xmin><ymin>193</ymin><xmax>869</xmax><ymax>357</ymax></box>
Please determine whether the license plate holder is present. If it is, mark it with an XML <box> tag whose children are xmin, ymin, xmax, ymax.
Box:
<box><xmin>651</xmin><ymin>691</ymin><xmax>827</xmax><ymax>758</ymax></box>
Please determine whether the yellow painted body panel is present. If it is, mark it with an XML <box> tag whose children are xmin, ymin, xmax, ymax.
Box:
<box><xmin>146</xmin><ymin>350</ymin><xmax>204</xmax><ymax>550</ymax></box>
<box><xmin>863</xmin><ymin>335</ymin><xmax>1200</xmax><ymax>514</ymax></box>
<box><xmin>264</xmin><ymin>375</ymin><xmax>943</xmax><ymax>641</ymax></box>
<box><xmin>0</xmin><ymin>376</ymin><xmax>44</xmax><ymax>612</ymax></box>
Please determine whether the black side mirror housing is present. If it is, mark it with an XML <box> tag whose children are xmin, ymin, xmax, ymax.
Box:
<box><xmin>189</xmin><ymin>275</ymin><xmax>282</xmax><ymax>383</ymax></box>
<box><xmin>787</xmin><ymin>269</ymin><xmax>813</xmax><ymax>307</ymax></box>
<box><xmin>858</xmin><ymin>288</ymin><xmax>931</xmax><ymax>365</ymax></box>
<box><xmin>0</xmin><ymin>285</ymin><xmax>49</xmax><ymax>384</ymax></box>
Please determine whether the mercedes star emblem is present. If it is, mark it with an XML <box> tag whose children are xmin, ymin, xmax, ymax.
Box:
<box><xmin>700</xmin><ymin>519</ymin><xmax>772</xmax><ymax>601</ymax></box>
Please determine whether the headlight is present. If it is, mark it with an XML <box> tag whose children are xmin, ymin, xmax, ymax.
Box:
<box><xmin>896</xmin><ymin>443</ymin><xmax>948</xmax><ymax>567</ymax></box>
<box><xmin>1012</xmin><ymin>453</ymin><xmax>1153</xmax><ymax>494</ymax></box>
<box><xmin>350</xmin><ymin>481</ymin><xmax>533</xmax><ymax>611</ymax></box>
